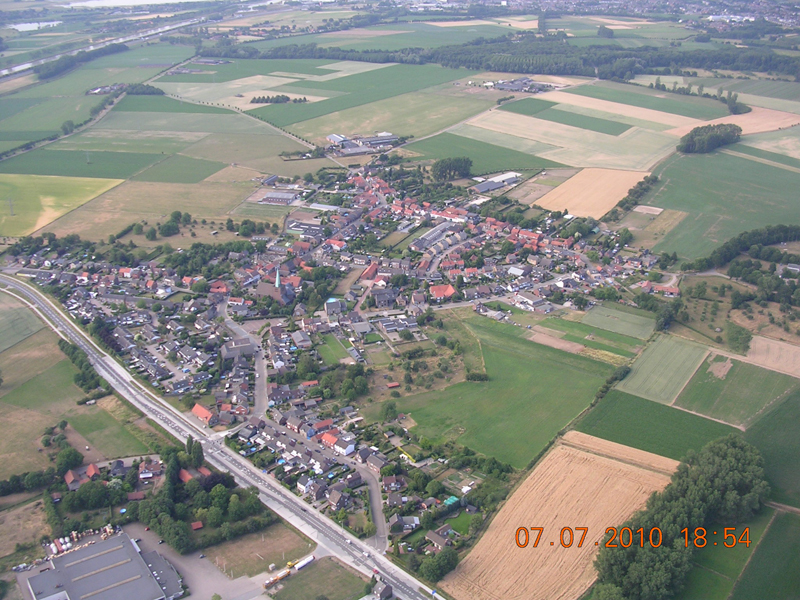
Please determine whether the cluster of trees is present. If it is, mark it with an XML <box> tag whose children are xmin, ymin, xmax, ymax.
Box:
<box><xmin>155</xmin><ymin>210</ymin><xmax>192</xmax><ymax>238</ymax></box>
<box><xmin>635</xmin><ymin>293</ymin><xmax>684</xmax><ymax>331</ymax></box>
<box><xmin>126</xmin><ymin>83</ymin><xmax>165</xmax><ymax>95</ymax></box>
<box><xmin>418</xmin><ymin>546</ymin><xmax>459</xmax><ymax>582</ymax></box>
<box><xmin>431</xmin><ymin>157</ymin><xmax>472</xmax><ymax>181</ymax></box>
<box><xmin>648</xmin><ymin>80</ymin><xmax>750</xmax><ymax>115</ymax></box>
<box><xmin>677</xmin><ymin>124</ymin><xmax>742</xmax><ymax>153</ymax></box>
<box><xmin>249</xmin><ymin>94</ymin><xmax>307</xmax><ymax>103</ymax></box>
<box><xmin>605</xmin><ymin>175</ymin><xmax>660</xmax><ymax>220</ymax></box>
<box><xmin>0</xmin><ymin>465</ymin><xmax>59</xmax><ymax>496</ymax></box>
<box><xmin>726</xmin><ymin>259</ymin><xmax>800</xmax><ymax>308</ymax></box>
<box><xmin>87</xmin><ymin>316</ymin><xmax>123</xmax><ymax>355</ymax></box>
<box><xmin>35</xmin><ymin>43</ymin><xmax>128</xmax><ymax>80</ymax></box>
<box><xmin>305</xmin><ymin>363</ymin><xmax>369</xmax><ymax>402</ymax></box>
<box><xmin>598</xmin><ymin>25</ymin><xmax>615</xmax><ymax>38</ymax></box>
<box><xmin>727</xmin><ymin>322</ymin><xmax>753</xmax><ymax>354</ymax></box>
<box><xmin>595</xmin><ymin>435</ymin><xmax>769</xmax><ymax>600</ymax></box>
<box><xmin>682</xmin><ymin>225</ymin><xmax>800</xmax><ymax>271</ymax></box>
<box><xmin>58</xmin><ymin>339</ymin><xmax>107</xmax><ymax>393</ymax></box>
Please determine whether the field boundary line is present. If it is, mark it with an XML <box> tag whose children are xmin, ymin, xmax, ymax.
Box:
<box><xmin>669</xmin><ymin>348</ymin><xmax>709</xmax><ymax>406</ymax></box>
<box><xmin>558</xmin><ymin>437</ymin><xmax>678</xmax><ymax>476</ymax></box>
<box><xmin>726</xmin><ymin>510</ymin><xmax>776</xmax><ymax>599</ymax></box>
<box><xmin>721</xmin><ymin>149</ymin><xmax>800</xmax><ymax>174</ymax></box>
<box><xmin>668</xmin><ymin>404</ymin><xmax>744</xmax><ymax>431</ymax></box>
<box><xmin>744</xmin><ymin>384</ymin><xmax>800</xmax><ymax>429</ymax></box>
<box><xmin>765</xmin><ymin>501</ymin><xmax>800</xmax><ymax>515</ymax></box>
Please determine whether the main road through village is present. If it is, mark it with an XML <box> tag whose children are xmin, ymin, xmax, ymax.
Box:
<box><xmin>0</xmin><ymin>273</ymin><xmax>435</xmax><ymax>600</ymax></box>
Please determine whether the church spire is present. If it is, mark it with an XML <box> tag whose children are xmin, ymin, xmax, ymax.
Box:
<box><xmin>275</xmin><ymin>269</ymin><xmax>281</xmax><ymax>288</ymax></box>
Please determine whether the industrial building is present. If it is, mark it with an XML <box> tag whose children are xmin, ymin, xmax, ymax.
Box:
<box><xmin>27</xmin><ymin>533</ymin><xmax>182</xmax><ymax>600</ymax></box>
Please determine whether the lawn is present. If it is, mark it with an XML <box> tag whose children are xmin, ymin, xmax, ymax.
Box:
<box><xmin>394</xmin><ymin>316</ymin><xmax>611</xmax><ymax>468</ymax></box>
<box><xmin>273</xmin><ymin>557</ymin><xmax>365</xmax><ymax>600</ymax></box>
<box><xmin>616</xmin><ymin>335</ymin><xmax>707</xmax><ymax>404</ymax></box>
<box><xmin>406</xmin><ymin>132</ymin><xmax>562</xmax><ymax>175</ymax></box>
<box><xmin>395</xmin><ymin>227</ymin><xmax>432</xmax><ymax>252</ymax></box>
<box><xmin>0</xmin><ymin>292</ymin><xmax>43</xmax><ymax>353</ymax></box>
<box><xmin>113</xmin><ymin>95</ymin><xmax>232</xmax><ymax>114</ymax></box>
<box><xmin>132</xmin><ymin>154</ymin><xmax>226</xmax><ymax>184</ymax></box>
<box><xmin>0</xmin><ymin>329</ymin><xmax>64</xmax><ymax>394</ymax></box>
<box><xmin>581</xmin><ymin>305</ymin><xmax>656</xmax><ymax>340</ymax></box>
<box><xmin>674</xmin><ymin>356</ymin><xmax>799</xmax><ymax>428</ymax></box>
<box><xmin>673</xmin><ymin>508</ymin><xmax>774</xmax><ymax>600</ymax></box>
<box><xmin>565</xmin><ymin>81</ymin><xmax>729</xmax><ymax>120</ymax></box>
<box><xmin>0</xmin><ymin>173</ymin><xmax>122</xmax><ymax>237</ymax></box>
<box><xmin>445</xmin><ymin>510</ymin><xmax>474</xmax><ymax>535</ymax></box>
<box><xmin>648</xmin><ymin>151</ymin><xmax>800</xmax><ymax>259</ymax></box>
<box><xmin>0</xmin><ymin>149</ymin><xmax>161</xmax><ymax>179</ymax></box>
<box><xmin>68</xmin><ymin>410</ymin><xmax>148</xmax><ymax>458</ymax></box>
<box><xmin>745</xmin><ymin>388</ymin><xmax>800</xmax><ymax>507</ymax></box>
<box><xmin>575</xmin><ymin>390</ymin><xmax>738</xmax><ymax>461</ymax></box>
<box><xmin>204</xmin><ymin>523</ymin><xmax>313</xmax><ymax>578</ymax></box>
<box><xmin>729</xmin><ymin>512</ymin><xmax>800</xmax><ymax>600</ymax></box>
<box><xmin>249</xmin><ymin>64</ymin><xmax>474</xmax><ymax>127</ymax></box>
<box><xmin>318</xmin><ymin>334</ymin><xmax>349</xmax><ymax>366</ymax></box>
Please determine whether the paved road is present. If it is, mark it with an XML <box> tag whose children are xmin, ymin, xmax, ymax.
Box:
<box><xmin>222</xmin><ymin>302</ymin><xmax>269</xmax><ymax>418</ymax></box>
<box><xmin>0</xmin><ymin>274</ymin><xmax>432</xmax><ymax>600</ymax></box>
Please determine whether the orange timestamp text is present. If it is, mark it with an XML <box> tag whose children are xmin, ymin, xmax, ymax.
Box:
<box><xmin>515</xmin><ymin>526</ymin><xmax>751</xmax><ymax>549</ymax></box>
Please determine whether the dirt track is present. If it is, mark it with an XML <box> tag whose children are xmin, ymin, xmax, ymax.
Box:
<box><xmin>442</xmin><ymin>434</ymin><xmax>676</xmax><ymax>600</ymax></box>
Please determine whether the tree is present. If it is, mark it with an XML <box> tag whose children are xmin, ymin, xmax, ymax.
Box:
<box><xmin>426</xmin><ymin>480</ymin><xmax>445</xmax><ymax>497</ymax></box>
<box><xmin>191</xmin><ymin>442</ymin><xmax>204</xmax><ymax>468</ymax></box>
<box><xmin>677</xmin><ymin>123</ymin><xmax>742</xmax><ymax>153</ymax></box>
<box><xmin>419</xmin><ymin>546</ymin><xmax>459</xmax><ymax>582</ymax></box>
<box><xmin>56</xmin><ymin>447</ymin><xmax>83</xmax><ymax>475</ymax></box>
<box><xmin>185</xmin><ymin>436</ymin><xmax>194</xmax><ymax>456</ymax></box>
<box><xmin>145</xmin><ymin>227</ymin><xmax>157</xmax><ymax>241</ymax></box>
<box><xmin>399</xmin><ymin>328</ymin><xmax>414</xmax><ymax>341</ymax></box>
<box><xmin>210</xmin><ymin>483</ymin><xmax>229</xmax><ymax>511</ymax></box>
<box><xmin>598</xmin><ymin>25</ymin><xmax>615</xmax><ymax>38</ymax></box>
<box><xmin>431</xmin><ymin>157</ymin><xmax>472</xmax><ymax>181</ymax></box>
<box><xmin>61</xmin><ymin>120</ymin><xmax>75</xmax><ymax>135</ymax></box>
<box><xmin>380</xmin><ymin>401</ymin><xmax>398</xmax><ymax>422</ymax></box>
<box><xmin>191</xmin><ymin>280</ymin><xmax>210</xmax><ymax>293</ymax></box>
<box><xmin>593</xmin><ymin>584</ymin><xmax>625</xmax><ymax>600</ymax></box>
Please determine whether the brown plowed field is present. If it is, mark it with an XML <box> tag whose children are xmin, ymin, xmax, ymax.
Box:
<box><xmin>746</xmin><ymin>336</ymin><xmax>800</xmax><ymax>378</ymax></box>
<box><xmin>441</xmin><ymin>434</ymin><xmax>677</xmax><ymax>600</ymax></box>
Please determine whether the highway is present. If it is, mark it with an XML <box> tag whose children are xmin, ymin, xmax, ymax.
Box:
<box><xmin>0</xmin><ymin>274</ymin><xmax>434</xmax><ymax>600</ymax></box>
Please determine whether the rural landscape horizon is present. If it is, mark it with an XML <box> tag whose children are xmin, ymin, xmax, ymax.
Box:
<box><xmin>0</xmin><ymin>0</ymin><xmax>798</xmax><ymax>599</ymax></box>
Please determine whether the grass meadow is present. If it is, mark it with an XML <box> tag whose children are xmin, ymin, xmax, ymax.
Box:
<box><xmin>0</xmin><ymin>293</ymin><xmax>43</xmax><ymax>353</ymax></box>
<box><xmin>673</xmin><ymin>508</ymin><xmax>775</xmax><ymax>600</ymax></box>
<box><xmin>575</xmin><ymin>390</ymin><xmax>738</xmax><ymax>461</ymax></box>
<box><xmin>745</xmin><ymin>389</ymin><xmax>800</xmax><ymax>508</ymax></box>
<box><xmin>674</xmin><ymin>356</ymin><xmax>799</xmax><ymax>428</ymax></box>
<box><xmin>728</xmin><ymin>512</ymin><xmax>800</xmax><ymax>600</ymax></box>
<box><xmin>0</xmin><ymin>149</ymin><xmax>161</xmax><ymax>179</ymax></box>
<box><xmin>406</xmin><ymin>132</ymin><xmax>562</xmax><ymax>175</ymax></box>
<box><xmin>533</xmin><ymin>107</ymin><xmax>632</xmax><ymax>135</ymax></box>
<box><xmin>273</xmin><ymin>557</ymin><xmax>364</xmax><ymax>600</ymax></box>
<box><xmin>392</xmin><ymin>316</ymin><xmax>611</xmax><ymax>468</ymax></box>
<box><xmin>113</xmin><ymin>95</ymin><xmax>232</xmax><ymax>114</ymax></box>
<box><xmin>318</xmin><ymin>333</ymin><xmax>349</xmax><ymax>365</ymax></box>
<box><xmin>616</xmin><ymin>335</ymin><xmax>707</xmax><ymax>404</ymax></box>
<box><xmin>132</xmin><ymin>154</ymin><xmax>226</xmax><ymax>184</ymax></box>
<box><xmin>538</xmin><ymin>316</ymin><xmax>642</xmax><ymax>357</ymax></box>
<box><xmin>498</xmin><ymin>98</ymin><xmax>557</xmax><ymax>116</ymax></box>
<box><xmin>0</xmin><ymin>173</ymin><xmax>121</xmax><ymax>237</ymax></box>
<box><xmin>648</xmin><ymin>151</ymin><xmax>800</xmax><ymax>259</ymax></box>
<box><xmin>68</xmin><ymin>410</ymin><xmax>148</xmax><ymax>458</ymax></box>
<box><xmin>566</xmin><ymin>81</ymin><xmax>729</xmax><ymax>119</ymax></box>
<box><xmin>581</xmin><ymin>305</ymin><xmax>656</xmax><ymax>340</ymax></box>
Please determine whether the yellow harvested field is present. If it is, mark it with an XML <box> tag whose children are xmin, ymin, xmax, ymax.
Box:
<box><xmin>495</xmin><ymin>18</ymin><xmax>539</xmax><ymax>29</ymax></box>
<box><xmin>442</xmin><ymin>434</ymin><xmax>676</xmax><ymax>600</ymax></box>
<box><xmin>665</xmin><ymin>106</ymin><xmax>800</xmax><ymax>137</ymax></box>
<box><xmin>746</xmin><ymin>336</ymin><xmax>800</xmax><ymax>378</ymax></box>
<box><xmin>743</xmin><ymin>135</ymin><xmax>800</xmax><ymax>160</ymax></box>
<box><xmin>466</xmin><ymin>110</ymin><xmax>676</xmax><ymax>170</ymax></box>
<box><xmin>534</xmin><ymin>168</ymin><xmax>646</xmax><ymax>218</ymax></box>
<box><xmin>428</xmin><ymin>19</ymin><xmax>497</xmax><ymax>27</ymax></box>
<box><xmin>541</xmin><ymin>90</ymin><xmax>699</xmax><ymax>127</ymax></box>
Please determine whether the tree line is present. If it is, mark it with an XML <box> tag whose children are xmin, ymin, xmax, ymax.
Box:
<box><xmin>677</xmin><ymin>124</ymin><xmax>742</xmax><ymax>153</ymax></box>
<box><xmin>432</xmin><ymin>157</ymin><xmax>472</xmax><ymax>181</ymax></box>
<box><xmin>595</xmin><ymin>435</ymin><xmax>769</xmax><ymax>600</ymax></box>
<box><xmin>58</xmin><ymin>339</ymin><xmax>108</xmax><ymax>394</ymax></box>
<box><xmin>250</xmin><ymin>94</ymin><xmax>307</xmax><ymax>104</ymax></box>
<box><xmin>604</xmin><ymin>175</ymin><xmax>660</xmax><ymax>221</ymax></box>
<box><xmin>682</xmin><ymin>224</ymin><xmax>800</xmax><ymax>271</ymax></box>
<box><xmin>34</xmin><ymin>43</ymin><xmax>128</xmax><ymax>80</ymax></box>
<box><xmin>126</xmin><ymin>83</ymin><xmax>165</xmax><ymax>95</ymax></box>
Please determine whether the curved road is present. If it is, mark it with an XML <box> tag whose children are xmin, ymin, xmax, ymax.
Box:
<box><xmin>0</xmin><ymin>274</ymin><xmax>433</xmax><ymax>600</ymax></box>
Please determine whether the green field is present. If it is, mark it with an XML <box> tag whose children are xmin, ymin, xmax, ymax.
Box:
<box><xmin>673</xmin><ymin>508</ymin><xmax>774</xmax><ymax>600</ymax></box>
<box><xmin>113</xmin><ymin>95</ymin><xmax>232</xmax><ymax>114</ymax></box>
<box><xmin>274</xmin><ymin>557</ymin><xmax>364</xmax><ymax>600</ymax></box>
<box><xmin>616</xmin><ymin>335</ymin><xmax>707</xmax><ymax>404</ymax></box>
<box><xmin>566</xmin><ymin>81</ymin><xmax>729</xmax><ymax>120</ymax></box>
<box><xmin>0</xmin><ymin>293</ymin><xmax>43</xmax><ymax>353</ymax></box>
<box><xmin>540</xmin><ymin>316</ymin><xmax>643</xmax><ymax>357</ymax></box>
<box><xmin>0</xmin><ymin>149</ymin><xmax>161</xmax><ymax>179</ymax></box>
<box><xmin>132</xmin><ymin>154</ymin><xmax>225</xmax><ymax>184</ymax></box>
<box><xmin>318</xmin><ymin>333</ymin><xmax>349</xmax><ymax>365</ymax></box>
<box><xmin>499</xmin><ymin>98</ymin><xmax>558</xmax><ymax>116</ymax></box>
<box><xmin>248</xmin><ymin>64</ymin><xmax>474</xmax><ymax>127</ymax></box>
<box><xmin>727</xmin><ymin>142</ymin><xmax>800</xmax><ymax>170</ymax></box>
<box><xmin>648</xmin><ymin>151</ymin><xmax>800</xmax><ymax>259</ymax></box>
<box><xmin>532</xmin><ymin>107</ymin><xmax>632</xmax><ymax>135</ymax></box>
<box><xmin>745</xmin><ymin>389</ymin><xmax>800</xmax><ymax>507</ymax></box>
<box><xmin>69</xmin><ymin>410</ymin><xmax>148</xmax><ymax>458</ymax></box>
<box><xmin>406</xmin><ymin>132</ymin><xmax>562</xmax><ymax>175</ymax></box>
<box><xmin>49</xmin><ymin>130</ymin><xmax>206</xmax><ymax>155</ymax></box>
<box><xmin>582</xmin><ymin>305</ymin><xmax>656</xmax><ymax>339</ymax></box>
<box><xmin>393</xmin><ymin>316</ymin><xmax>611</xmax><ymax>468</ymax></box>
<box><xmin>729</xmin><ymin>512</ymin><xmax>800</xmax><ymax>600</ymax></box>
<box><xmin>157</xmin><ymin>58</ymin><xmax>338</xmax><ymax>83</ymax></box>
<box><xmin>0</xmin><ymin>173</ymin><xmax>121</xmax><ymax>237</ymax></box>
<box><xmin>674</xmin><ymin>356</ymin><xmax>800</xmax><ymax>428</ymax></box>
<box><xmin>575</xmin><ymin>390</ymin><xmax>739</xmax><ymax>461</ymax></box>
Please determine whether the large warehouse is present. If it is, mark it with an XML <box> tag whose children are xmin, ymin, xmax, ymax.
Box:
<box><xmin>27</xmin><ymin>533</ymin><xmax>182</xmax><ymax>600</ymax></box>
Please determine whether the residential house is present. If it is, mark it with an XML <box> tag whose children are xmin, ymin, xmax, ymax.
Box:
<box><xmin>425</xmin><ymin>530</ymin><xmax>451</xmax><ymax>550</ymax></box>
<box><xmin>388</xmin><ymin>514</ymin><xmax>419</xmax><ymax>532</ymax></box>
<box><xmin>191</xmin><ymin>404</ymin><xmax>219</xmax><ymax>427</ymax></box>
<box><xmin>328</xmin><ymin>489</ymin><xmax>350</xmax><ymax>510</ymax></box>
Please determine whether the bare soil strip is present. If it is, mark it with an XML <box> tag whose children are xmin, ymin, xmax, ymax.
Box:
<box><xmin>529</xmin><ymin>332</ymin><xmax>583</xmax><ymax>353</ymax></box>
<box><xmin>540</xmin><ymin>90</ymin><xmax>699</xmax><ymax>127</ymax></box>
